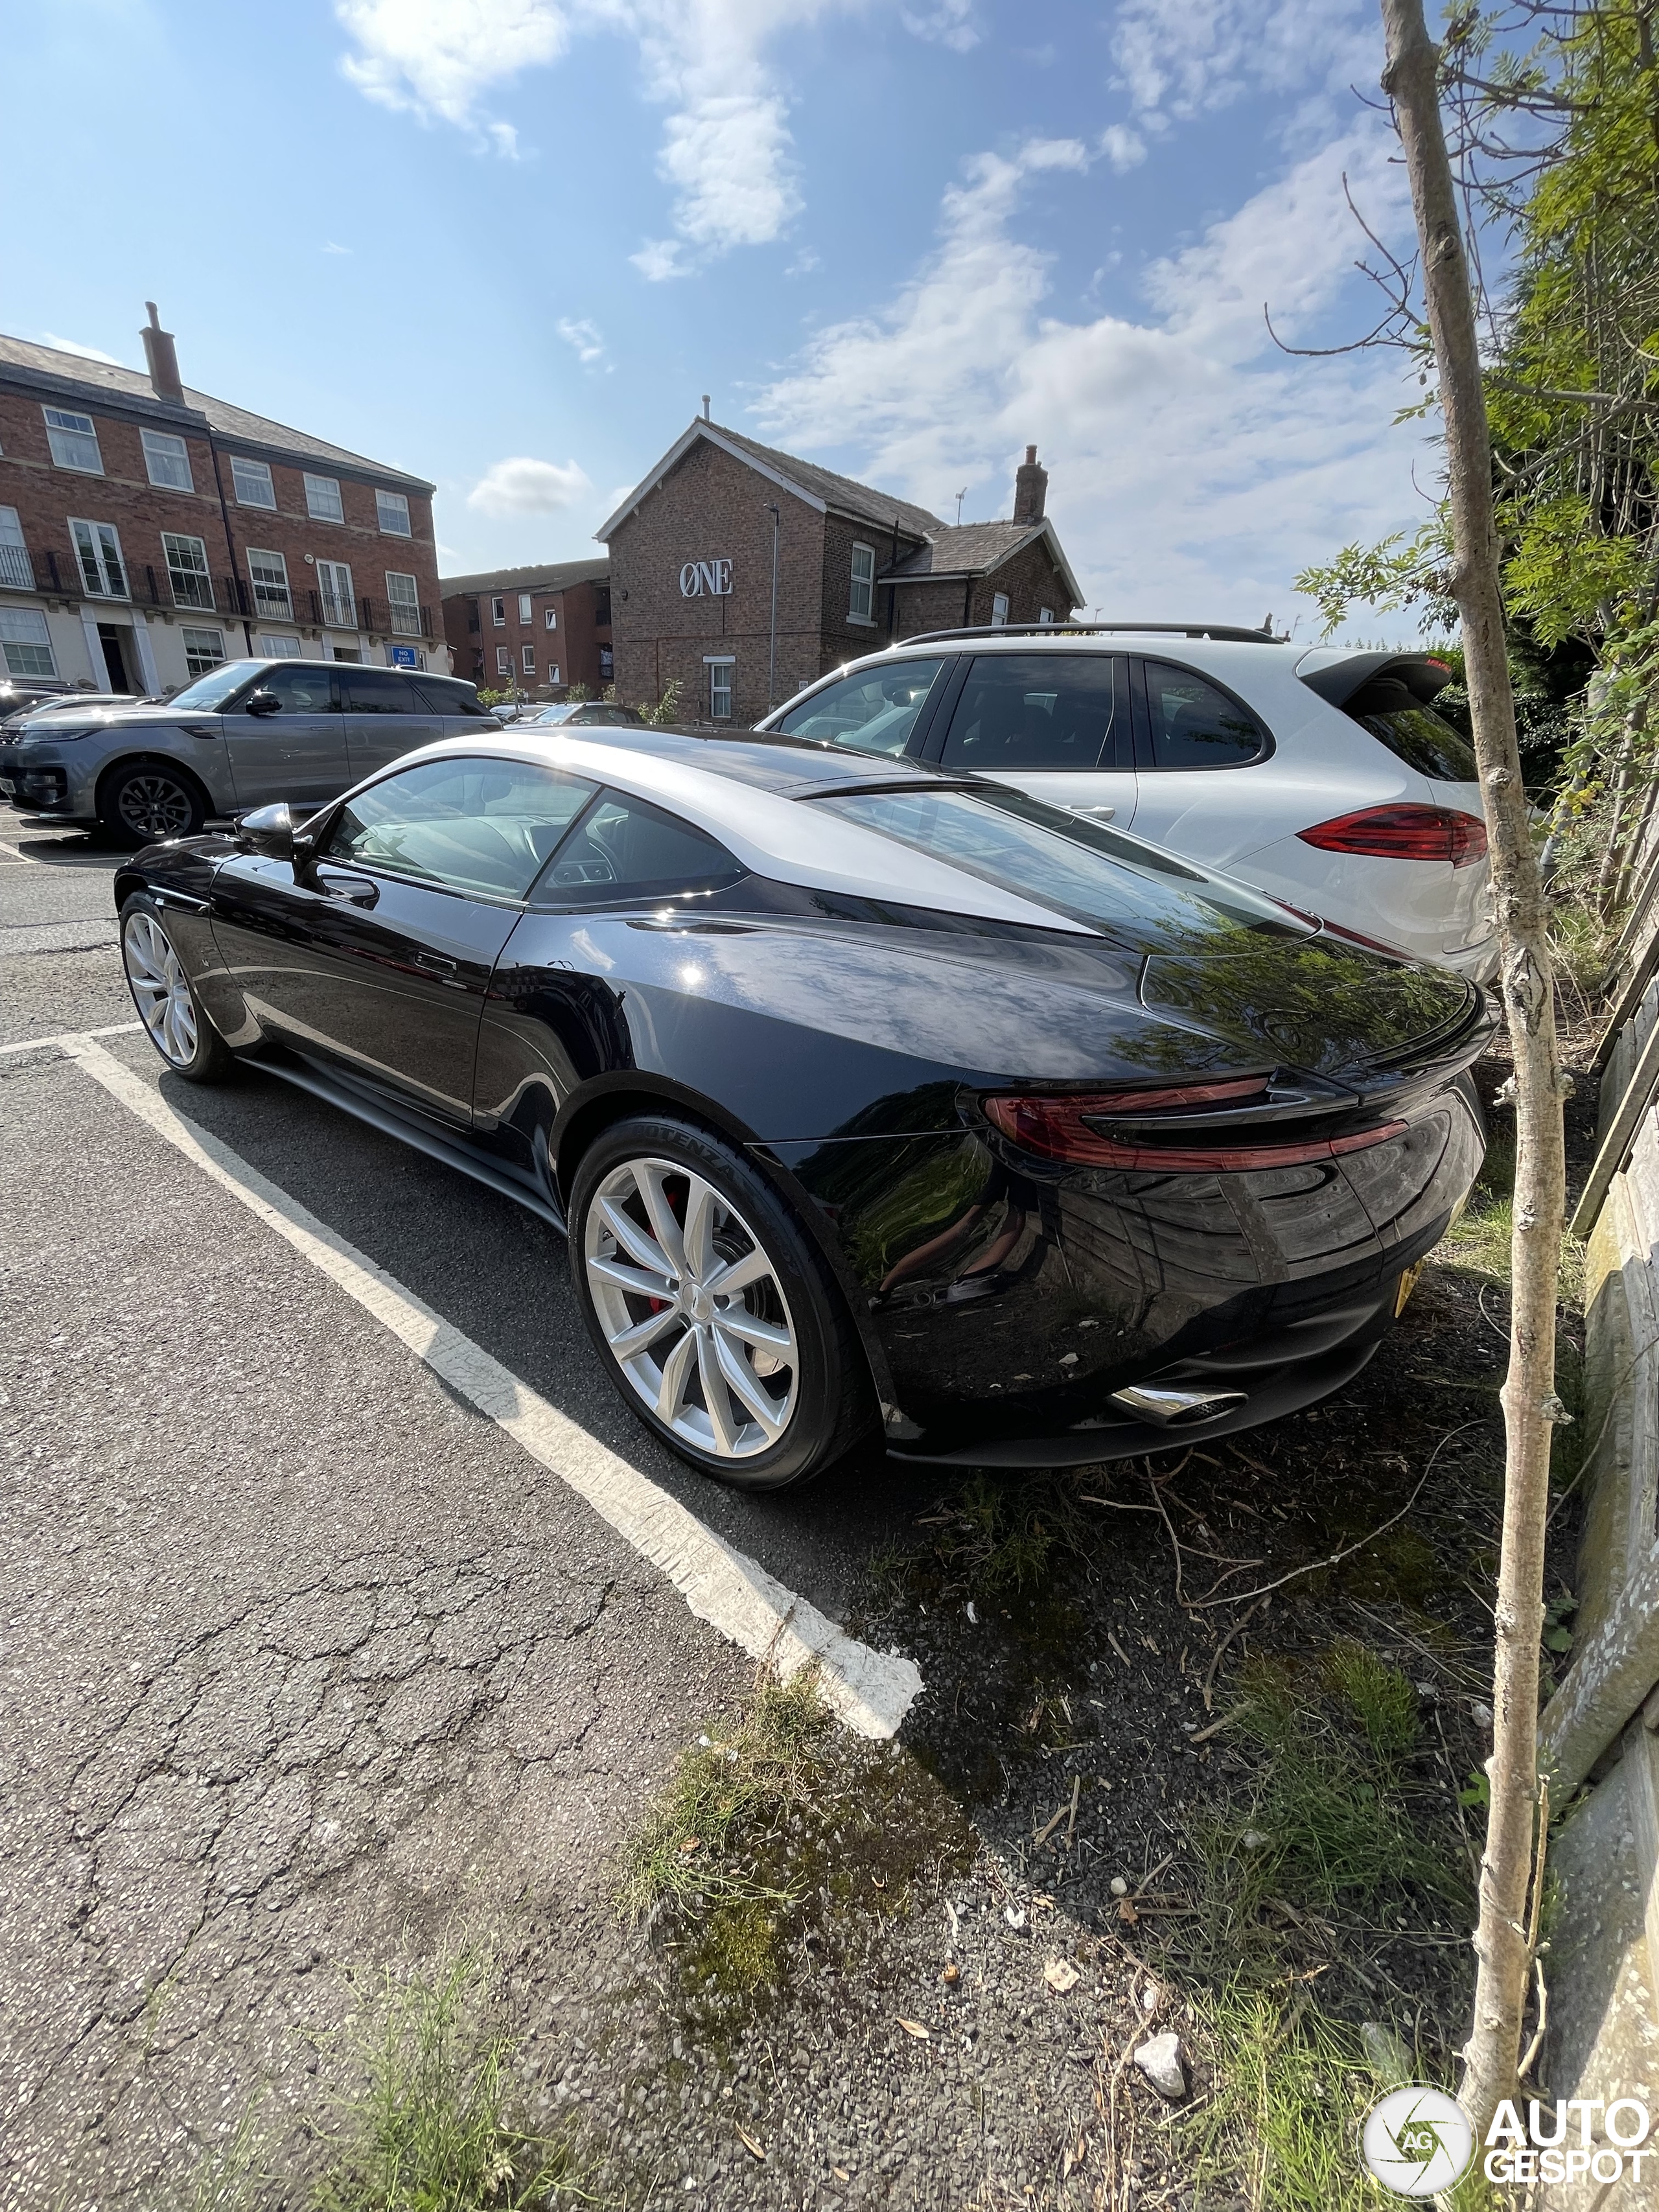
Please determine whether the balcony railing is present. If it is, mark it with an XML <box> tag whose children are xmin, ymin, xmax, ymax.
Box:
<box><xmin>319</xmin><ymin>587</ymin><xmax>355</xmax><ymax>628</ymax></box>
<box><xmin>0</xmin><ymin>543</ymin><xmax>34</xmax><ymax>590</ymax></box>
<box><xmin>5</xmin><ymin>550</ymin><xmax>433</xmax><ymax>640</ymax></box>
<box><xmin>165</xmin><ymin>566</ymin><xmax>215</xmax><ymax>612</ymax></box>
<box><xmin>358</xmin><ymin>594</ymin><xmax>435</xmax><ymax>640</ymax></box>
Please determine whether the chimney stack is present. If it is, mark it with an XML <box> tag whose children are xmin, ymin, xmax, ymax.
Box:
<box><xmin>141</xmin><ymin>302</ymin><xmax>183</xmax><ymax>404</ymax></box>
<box><xmin>1013</xmin><ymin>443</ymin><xmax>1047</xmax><ymax>524</ymax></box>
<box><xmin>701</xmin><ymin>393</ymin><xmax>712</xmax><ymax>422</ymax></box>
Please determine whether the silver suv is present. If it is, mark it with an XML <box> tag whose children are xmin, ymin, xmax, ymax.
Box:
<box><xmin>0</xmin><ymin>658</ymin><xmax>490</xmax><ymax>847</ymax></box>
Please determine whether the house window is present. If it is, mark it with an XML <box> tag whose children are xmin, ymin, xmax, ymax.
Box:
<box><xmin>161</xmin><ymin>532</ymin><xmax>213</xmax><ymax>611</ymax></box>
<box><xmin>304</xmin><ymin>472</ymin><xmax>344</xmax><ymax>522</ymax></box>
<box><xmin>386</xmin><ymin>571</ymin><xmax>421</xmax><ymax>636</ymax></box>
<box><xmin>259</xmin><ymin>633</ymin><xmax>303</xmax><ymax>658</ymax></box>
<box><xmin>0</xmin><ymin>506</ymin><xmax>33</xmax><ymax>591</ymax></box>
<box><xmin>492</xmin><ymin>596</ymin><xmax>506</xmax><ymax>626</ymax></box>
<box><xmin>43</xmin><ymin>407</ymin><xmax>102</xmax><ymax>474</ymax></box>
<box><xmin>141</xmin><ymin>429</ymin><xmax>194</xmax><ymax>492</ymax></box>
<box><xmin>547</xmin><ymin>662</ymin><xmax>560</xmax><ymax>685</ymax></box>
<box><xmin>317</xmin><ymin>559</ymin><xmax>354</xmax><ymax>627</ymax></box>
<box><xmin>247</xmin><ymin>547</ymin><xmax>292</xmax><ymax>619</ymax></box>
<box><xmin>544</xmin><ymin>607</ymin><xmax>558</xmax><ymax>631</ymax></box>
<box><xmin>181</xmin><ymin>625</ymin><xmax>226</xmax><ymax>676</ymax></box>
<box><xmin>522</xmin><ymin>644</ymin><xmax>536</xmax><ymax>675</ymax></box>
<box><xmin>991</xmin><ymin>592</ymin><xmax>1010</xmax><ymax>626</ymax></box>
<box><xmin>0</xmin><ymin>607</ymin><xmax>56</xmax><ymax>679</ymax></box>
<box><xmin>496</xmin><ymin>646</ymin><xmax>511</xmax><ymax>675</ymax></box>
<box><xmin>849</xmin><ymin>542</ymin><xmax>875</xmax><ymax>623</ymax></box>
<box><xmin>706</xmin><ymin>657</ymin><xmax>734</xmax><ymax>719</ymax></box>
<box><xmin>375</xmin><ymin>489</ymin><xmax>411</xmax><ymax>535</ymax></box>
<box><xmin>70</xmin><ymin>518</ymin><xmax>128</xmax><ymax>598</ymax></box>
<box><xmin>231</xmin><ymin>456</ymin><xmax>277</xmax><ymax>508</ymax></box>
<box><xmin>1039</xmin><ymin>606</ymin><xmax>1054</xmax><ymax>626</ymax></box>
<box><xmin>518</xmin><ymin>592</ymin><xmax>533</xmax><ymax>623</ymax></box>
<box><xmin>464</xmin><ymin>596</ymin><xmax>480</xmax><ymax>633</ymax></box>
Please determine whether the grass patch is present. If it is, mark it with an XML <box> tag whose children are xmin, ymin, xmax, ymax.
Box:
<box><xmin>312</xmin><ymin>1952</ymin><xmax>582</xmax><ymax>2212</ymax></box>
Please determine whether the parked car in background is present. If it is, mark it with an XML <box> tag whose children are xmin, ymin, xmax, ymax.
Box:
<box><xmin>753</xmin><ymin>625</ymin><xmax>1496</xmax><ymax>981</ymax></box>
<box><xmin>0</xmin><ymin>660</ymin><xmax>488</xmax><ymax>846</ymax></box>
<box><xmin>516</xmin><ymin>702</ymin><xmax>646</xmax><ymax>729</ymax></box>
<box><xmin>2</xmin><ymin>691</ymin><xmax>148</xmax><ymax>734</ymax></box>
<box><xmin>0</xmin><ymin>679</ymin><xmax>72</xmax><ymax>723</ymax></box>
<box><xmin>113</xmin><ymin>721</ymin><xmax>1488</xmax><ymax>1489</ymax></box>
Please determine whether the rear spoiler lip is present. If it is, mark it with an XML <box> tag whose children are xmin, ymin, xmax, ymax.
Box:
<box><xmin>1294</xmin><ymin>649</ymin><xmax>1454</xmax><ymax>708</ymax></box>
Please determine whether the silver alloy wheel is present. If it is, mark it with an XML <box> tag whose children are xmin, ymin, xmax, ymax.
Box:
<box><xmin>116</xmin><ymin>772</ymin><xmax>194</xmax><ymax>841</ymax></box>
<box><xmin>583</xmin><ymin>1156</ymin><xmax>799</xmax><ymax>1460</ymax></box>
<box><xmin>122</xmin><ymin>909</ymin><xmax>200</xmax><ymax>1067</ymax></box>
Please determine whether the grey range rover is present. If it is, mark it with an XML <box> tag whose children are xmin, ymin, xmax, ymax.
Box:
<box><xmin>0</xmin><ymin>658</ymin><xmax>491</xmax><ymax>847</ymax></box>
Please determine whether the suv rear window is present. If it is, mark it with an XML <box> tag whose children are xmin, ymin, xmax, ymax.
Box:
<box><xmin>412</xmin><ymin>677</ymin><xmax>489</xmax><ymax>717</ymax></box>
<box><xmin>1343</xmin><ymin>678</ymin><xmax>1477</xmax><ymax>782</ymax></box>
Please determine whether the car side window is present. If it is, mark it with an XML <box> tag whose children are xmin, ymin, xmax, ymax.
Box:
<box><xmin>940</xmin><ymin>654</ymin><xmax>1125</xmax><ymax>772</ymax></box>
<box><xmin>323</xmin><ymin>758</ymin><xmax>599</xmax><ymax>899</ymax></box>
<box><xmin>340</xmin><ymin>669</ymin><xmax>415</xmax><ymax>715</ymax></box>
<box><xmin>534</xmin><ymin>789</ymin><xmax>745</xmax><ymax>907</ymax></box>
<box><xmin>412</xmin><ymin>678</ymin><xmax>490</xmax><ymax>718</ymax></box>
<box><xmin>1137</xmin><ymin>660</ymin><xmax>1268</xmax><ymax>769</ymax></box>
<box><xmin>775</xmin><ymin>660</ymin><xmax>946</xmax><ymax>756</ymax></box>
<box><xmin>257</xmin><ymin>666</ymin><xmax>337</xmax><ymax>714</ymax></box>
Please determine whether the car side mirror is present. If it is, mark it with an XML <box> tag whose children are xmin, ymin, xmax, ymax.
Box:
<box><xmin>245</xmin><ymin>689</ymin><xmax>281</xmax><ymax>717</ymax></box>
<box><xmin>237</xmin><ymin>801</ymin><xmax>299</xmax><ymax>861</ymax></box>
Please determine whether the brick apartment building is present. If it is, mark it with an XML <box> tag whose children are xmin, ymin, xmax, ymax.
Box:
<box><xmin>0</xmin><ymin>308</ymin><xmax>444</xmax><ymax>697</ymax></box>
<box><xmin>439</xmin><ymin>557</ymin><xmax>612</xmax><ymax>698</ymax></box>
<box><xmin>598</xmin><ymin>415</ymin><xmax>1080</xmax><ymax>725</ymax></box>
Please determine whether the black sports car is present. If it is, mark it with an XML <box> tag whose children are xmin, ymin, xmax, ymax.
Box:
<box><xmin>113</xmin><ymin>725</ymin><xmax>1490</xmax><ymax>1489</ymax></box>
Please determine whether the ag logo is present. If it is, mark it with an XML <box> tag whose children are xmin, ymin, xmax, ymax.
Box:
<box><xmin>1362</xmin><ymin>2086</ymin><xmax>1475</xmax><ymax>2196</ymax></box>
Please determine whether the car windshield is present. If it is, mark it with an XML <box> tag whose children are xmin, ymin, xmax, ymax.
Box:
<box><xmin>528</xmin><ymin>704</ymin><xmax>580</xmax><ymax>724</ymax></box>
<box><xmin>775</xmin><ymin>660</ymin><xmax>945</xmax><ymax>755</ymax></box>
<box><xmin>168</xmin><ymin>662</ymin><xmax>262</xmax><ymax>711</ymax></box>
<box><xmin>817</xmin><ymin>785</ymin><xmax>1306</xmax><ymax>942</ymax></box>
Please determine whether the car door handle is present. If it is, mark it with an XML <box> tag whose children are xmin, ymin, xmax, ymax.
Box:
<box><xmin>415</xmin><ymin>951</ymin><xmax>456</xmax><ymax>973</ymax></box>
<box><xmin>1066</xmin><ymin>803</ymin><xmax>1115</xmax><ymax>822</ymax></box>
<box><xmin>316</xmin><ymin>868</ymin><xmax>379</xmax><ymax>908</ymax></box>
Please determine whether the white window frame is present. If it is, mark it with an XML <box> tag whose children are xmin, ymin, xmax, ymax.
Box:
<box><xmin>69</xmin><ymin>517</ymin><xmax>128</xmax><ymax>598</ymax></box>
<box><xmin>258</xmin><ymin>633</ymin><xmax>303</xmax><ymax>658</ymax></box>
<box><xmin>522</xmin><ymin>643</ymin><xmax>536</xmax><ymax>675</ymax></box>
<box><xmin>181</xmin><ymin>625</ymin><xmax>226</xmax><ymax>676</ymax></box>
<box><xmin>547</xmin><ymin>662</ymin><xmax>561</xmax><ymax>685</ymax></box>
<box><xmin>316</xmin><ymin>559</ymin><xmax>355</xmax><ymax>628</ymax></box>
<box><xmin>1038</xmin><ymin>605</ymin><xmax>1054</xmax><ymax>626</ymax></box>
<box><xmin>849</xmin><ymin>541</ymin><xmax>876</xmax><ymax>625</ymax></box>
<box><xmin>385</xmin><ymin>570</ymin><xmax>421</xmax><ymax>636</ymax></box>
<box><xmin>544</xmin><ymin>607</ymin><xmax>558</xmax><ymax>631</ymax></box>
<box><xmin>518</xmin><ymin>592</ymin><xmax>533</xmax><ymax>623</ymax></box>
<box><xmin>303</xmin><ymin>472</ymin><xmax>344</xmax><ymax>522</ymax></box>
<box><xmin>230</xmin><ymin>456</ymin><xmax>277</xmax><ymax>509</ymax></box>
<box><xmin>161</xmin><ymin>531</ymin><xmax>213</xmax><ymax>611</ymax></box>
<box><xmin>0</xmin><ymin>504</ymin><xmax>33</xmax><ymax>591</ymax></box>
<box><xmin>375</xmin><ymin>489</ymin><xmax>412</xmax><ymax>536</ymax></box>
<box><xmin>43</xmin><ymin>406</ymin><xmax>103</xmax><ymax>474</ymax></box>
<box><xmin>991</xmin><ymin>592</ymin><xmax>1010</xmax><ymax>627</ymax></box>
<box><xmin>491</xmin><ymin>596</ymin><xmax>506</xmax><ymax>626</ymax></box>
<box><xmin>0</xmin><ymin>606</ymin><xmax>56</xmax><ymax>678</ymax></box>
<box><xmin>246</xmin><ymin>546</ymin><xmax>292</xmax><ymax>620</ymax></box>
<box><xmin>141</xmin><ymin>429</ymin><xmax>194</xmax><ymax>492</ymax></box>
<box><xmin>496</xmin><ymin>646</ymin><xmax>511</xmax><ymax>675</ymax></box>
<box><xmin>705</xmin><ymin>654</ymin><xmax>735</xmax><ymax>720</ymax></box>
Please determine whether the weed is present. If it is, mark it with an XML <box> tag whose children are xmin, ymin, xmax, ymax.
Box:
<box><xmin>183</xmin><ymin>2096</ymin><xmax>268</xmax><ymax>2212</ymax></box>
<box><xmin>1325</xmin><ymin>1640</ymin><xmax>1419</xmax><ymax>1764</ymax></box>
<box><xmin>312</xmin><ymin>1951</ymin><xmax>580</xmax><ymax>2212</ymax></box>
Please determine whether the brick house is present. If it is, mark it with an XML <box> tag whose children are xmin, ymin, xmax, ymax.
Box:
<box><xmin>597</xmin><ymin>417</ymin><xmax>1080</xmax><ymax>725</ymax></box>
<box><xmin>0</xmin><ymin>309</ymin><xmax>443</xmax><ymax>697</ymax></box>
<box><xmin>439</xmin><ymin>557</ymin><xmax>612</xmax><ymax>699</ymax></box>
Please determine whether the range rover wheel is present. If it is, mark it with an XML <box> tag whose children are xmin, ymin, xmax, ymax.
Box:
<box><xmin>120</xmin><ymin>896</ymin><xmax>233</xmax><ymax>1082</ymax></box>
<box><xmin>99</xmin><ymin>761</ymin><xmax>206</xmax><ymax>848</ymax></box>
<box><xmin>568</xmin><ymin>1117</ymin><xmax>873</xmax><ymax>1489</ymax></box>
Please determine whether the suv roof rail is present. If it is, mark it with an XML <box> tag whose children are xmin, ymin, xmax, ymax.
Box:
<box><xmin>896</xmin><ymin>620</ymin><xmax>1279</xmax><ymax>647</ymax></box>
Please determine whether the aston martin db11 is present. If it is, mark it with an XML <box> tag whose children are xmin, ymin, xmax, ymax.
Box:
<box><xmin>113</xmin><ymin>725</ymin><xmax>1490</xmax><ymax>1489</ymax></box>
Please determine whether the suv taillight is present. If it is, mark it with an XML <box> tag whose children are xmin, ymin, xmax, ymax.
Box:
<box><xmin>1297</xmin><ymin>804</ymin><xmax>1487</xmax><ymax>867</ymax></box>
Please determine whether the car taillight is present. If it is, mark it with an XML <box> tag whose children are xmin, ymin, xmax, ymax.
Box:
<box><xmin>982</xmin><ymin>1089</ymin><xmax>1406</xmax><ymax>1172</ymax></box>
<box><xmin>1297</xmin><ymin>804</ymin><xmax>1487</xmax><ymax>867</ymax></box>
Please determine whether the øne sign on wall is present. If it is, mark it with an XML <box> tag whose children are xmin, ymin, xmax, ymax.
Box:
<box><xmin>680</xmin><ymin>558</ymin><xmax>733</xmax><ymax>598</ymax></box>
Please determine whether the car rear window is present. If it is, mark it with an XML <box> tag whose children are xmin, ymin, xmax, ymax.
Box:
<box><xmin>412</xmin><ymin>677</ymin><xmax>489</xmax><ymax>717</ymax></box>
<box><xmin>1343</xmin><ymin>679</ymin><xmax>1477</xmax><ymax>782</ymax></box>
<box><xmin>817</xmin><ymin>786</ymin><xmax>1305</xmax><ymax>942</ymax></box>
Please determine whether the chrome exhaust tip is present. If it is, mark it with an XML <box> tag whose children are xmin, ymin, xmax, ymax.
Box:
<box><xmin>1108</xmin><ymin>1382</ymin><xmax>1250</xmax><ymax>1428</ymax></box>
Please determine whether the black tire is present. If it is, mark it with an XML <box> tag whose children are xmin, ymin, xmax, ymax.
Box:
<box><xmin>568</xmin><ymin>1115</ymin><xmax>874</xmax><ymax>1490</ymax></box>
<box><xmin>119</xmin><ymin>893</ymin><xmax>235</xmax><ymax>1084</ymax></box>
<box><xmin>99</xmin><ymin>759</ymin><xmax>207</xmax><ymax>849</ymax></box>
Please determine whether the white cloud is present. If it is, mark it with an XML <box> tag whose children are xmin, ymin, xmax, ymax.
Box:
<box><xmin>323</xmin><ymin>240</ymin><xmax>352</xmax><ymax>255</ymax></box>
<box><xmin>468</xmin><ymin>456</ymin><xmax>595</xmax><ymax>516</ymax></box>
<box><xmin>1108</xmin><ymin>0</ymin><xmax>1375</xmax><ymax>122</ymax></box>
<box><xmin>334</xmin><ymin>0</ymin><xmax>570</xmax><ymax>126</ymax></box>
<box><xmin>631</xmin><ymin>237</ymin><xmax>690</xmax><ymax>282</ymax></box>
<box><xmin>1099</xmin><ymin>124</ymin><xmax>1146</xmax><ymax>172</ymax></box>
<box><xmin>901</xmin><ymin>0</ymin><xmax>979</xmax><ymax>52</ymax></box>
<box><xmin>42</xmin><ymin>333</ymin><xmax>124</xmax><ymax>365</ymax></box>
<box><xmin>557</xmin><ymin>316</ymin><xmax>605</xmax><ymax>362</ymax></box>
<box><xmin>754</xmin><ymin>124</ymin><xmax>1422</xmax><ymax>627</ymax></box>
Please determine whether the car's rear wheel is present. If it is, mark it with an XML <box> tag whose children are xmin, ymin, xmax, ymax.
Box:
<box><xmin>120</xmin><ymin>896</ymin><xmax>234</xmax><ymax>1082</ymax></box>
<box><xmin>99</xmin><ymin>760</ymin><xmax>207</xmax><ymax>848</ymax></box>
<box><xmin>568</xmin><ymin>1116</ymin><xmax>872</xmax><ymax>1489</ymax></box>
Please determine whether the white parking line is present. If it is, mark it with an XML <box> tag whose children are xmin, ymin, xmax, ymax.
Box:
<box><xmin>0</xmin><ymin>1019</ymin><xmax>141</xmax><ymax>1056</ymax></box>
<box><xmin>56</xmin><ymin>1033</ymin><xmax>923</xmax><ymax>1740</ymax></box>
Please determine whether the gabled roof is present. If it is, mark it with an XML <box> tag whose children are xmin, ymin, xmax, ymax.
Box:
<box><xmin>439</xmin><ymin>556</ymin><xmax>610</xmax><ymax>597</ymax></box>
<box><xmin>0</xmin><ymin>333</ymin><xmax>434</xmax><ymax>493</ymax></box>
<box><xmin>596</xmin><ymin>419</ymin><xmax>942</xmax><ymax>544</ymax></box>
<box><xmin>886</xmin><ymin>519</ymin><xmax>1083</xmax><ymax>610</ymax></box>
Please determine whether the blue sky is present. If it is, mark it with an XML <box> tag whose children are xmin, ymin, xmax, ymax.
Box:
<box><xmin>6</xmin><ymin>0</ymin><xmax>1434</xmax><ymax>640</ymax></box>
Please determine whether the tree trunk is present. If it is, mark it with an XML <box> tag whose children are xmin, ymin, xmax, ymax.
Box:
<box><xmin>1380</xmin><ymin>0</ymin><xmax>1569</xmax><ymax>2144</ymax></box>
